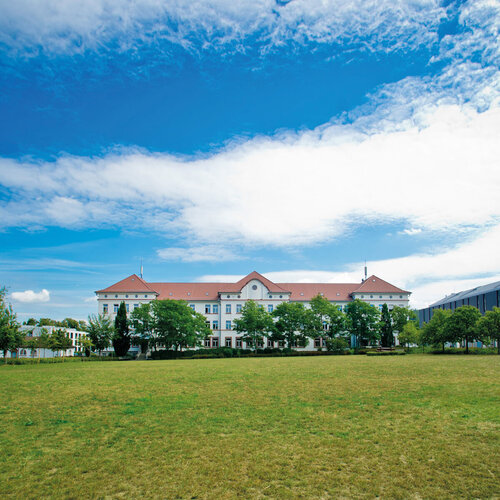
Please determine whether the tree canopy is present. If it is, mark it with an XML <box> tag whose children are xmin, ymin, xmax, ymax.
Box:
<box><xmin>379</xmin><ymin>303</ymin><xmax>394</xmax><ymax>347</ymax></box>
<box><xmin>87</xmin><ymin>313</ymin><xmax>114</xmax><ymax>356</ymax></box>
<box><xmin>345</xmin><ymin>299</ymin><xmax>380</xmax><ymax>347</ymax></box>
<box><xmin>234</xmin><ymin>300</ymin><xmax>273</xmax><ymax>350</ymax></box>
<box><xmin>443</xmin><ymin>305</ymin><xmax>482</xmax><ymax>354</ymax></box>
<box><xmin>476</xmin><ymin>307</ymin><xmax>500</xmax><ymax>354</ymax></box>
<box><xmin>113</xmin><ymin>302</ymin><xmax>131</xmax><ymax>357</ymax></box>
<box><xmin>0</xmin><ymin>287</ymin><xmax>23</xmax><ymax>359</ymax></box>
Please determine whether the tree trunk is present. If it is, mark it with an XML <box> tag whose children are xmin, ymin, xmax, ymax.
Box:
<box><xmin>442</xmin><ymin>342</ymin><xmax>445</xmax><ymax>353</ymax></box>
<box><xmin>465</xmin><ymin>335</ymin><xmax>469</xmax><ymax>354</ymax></box>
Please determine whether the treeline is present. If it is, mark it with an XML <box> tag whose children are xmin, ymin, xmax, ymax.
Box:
<box><xmin>23</xmin><ymin>317</ymin><xmax>87</xmax><ymax>330</ymax></box>
<box><xmin>417</xmin><ymin>306</ymin><xmax>500</xmax><ymax>354</ymax></box>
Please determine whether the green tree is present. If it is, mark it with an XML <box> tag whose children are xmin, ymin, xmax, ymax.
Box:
<box><xmin>379</xmin><ymin>303</ymin><xmax>394</xmax><ymax>347</ymax></box>
<box><xmin>421</xmin><ymin>309</ymin><xmax>452</xmax><ymax>352</ymax></box>
<box><xmin>62</xmin><ymin>318</ymin><xmax>79</xmax><ymax>329</ymax></box>
<box><xmin>49</xmin><ymin>329</ymin><xmax>73</xmax><ymax>358</ymax></box>
<box><xmin>476</xmin><ymin>307</ymin><xmax>500</xmax><ymax>354</ymax></box>
<box><xmin>345</xmin><ymin>299</ymin><xmax>380</xmax><ymax>348</ymax></box>
<box><xmin>37</xmin><ymin>328</ymin><xmax>51</xmax><ymax>358</ymax></box>
<box><xmin>398</xmin><ymin>322</ymin><xmax>419</xmax><ymax>349</ymax></box>
<box><xmin>25</xmin><ymin>318</ymin><xmax>37</xmax><ymax>326</ymax></box>
<box><xmin>77</xmin><ymin>336</ymin><xmax>93</xmax><ymax>357</ymax></box>
<box><xmin>310</xmin><ymin>294</ymin><xmax>347</xmax><ymax>351</ymax></box>
<box><xmin>234</xmin><ymin>300</ymin><xmax>273</xmax><ymax>351</ymax></box>
<box><xmin>38</xmin><ymin>318</ymin><xmax>57</xmax><ymax>327</ymax></box>
<box><xmin>87</xmin><ymin>313</ymin><xmax>114</xmax><ymax>356</ymax></box>
<box><xmin>444</xmin><ymin>306</ymin><xmax>482</xmax><ymax>354</ymax></box>
<box><xmin>151</xmin><ymin>300</ymin><xmax>210</xmax><ymax>352</ymax></box>
<box><xmin>113</xmin><ymin>302</ymin><xmax>131</xmax><ymax>357</ymax></box>
<box><xmin>271</xmin><ymin>302</ymin><xmax>309</xmax><ymax>348</ymax></box>
<box><xmin>0</xmin><ymin>288</ymin><xmax>23</xmax><ymax>360</ymax></box>
<box><xmin>391</xmin><ymin>306</ymin><xmax>418</xmax><ymax>334</ymax></box>
<box><xmin>131</xmin><ymin>303</ymin><xmax>156</xmax><ymax>352</ymax></box>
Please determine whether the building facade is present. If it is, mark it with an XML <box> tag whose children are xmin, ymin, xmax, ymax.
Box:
<box><xmin>418</xmin><ymin>280</ymin><xmax>500</xmax><ymax>326</ymax></box>
<box><xmin>96</xmin><ymin>271</ymin><xmax>411</xmax><ymax>350</ymax></box>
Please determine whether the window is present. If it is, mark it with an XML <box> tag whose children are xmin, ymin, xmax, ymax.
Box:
<box><xmin>225</xmin><ymin>337</ymin><xmax>232</xmax><ymax>347</ymax></box>
<box><xmin>399</xmin><ymin>295</ymin><xmax>403</xmax><ymax>299</ymax></box>
<box><xmin>213</xmin><ymin>304</ymin><xmax>219</xmax><ymax>314</ymax></box>
<box><xmin>103</xmin><ymin>304</ymin><xmax>108</xmax><ymax>314</ymax></box>
<box><xmin>379</xmin><ymin>295</ymin><xmax>382</xmax><ymax>299</ymax></box>
<box><xmin>257</xmin><ymin>340</ymin><xmax>264</xmax><ymax>348</ymax></box>
<box><xmin>268</xmin><ymin>304</ymin><xmax>273</xmax><ymax>313</ymax></box>
<box><xmin>212</xmin><ymin>337</ymin><xmax>219</xmax><ymax>348</ymax></box>
<box><xmin>144</xmin><ymin>295</ymin><xmax>148</xmax><ymax>298</ymax></box>
<box><xmin>204</xmin><ymin>338</ymin><xmax>211</xmax><ymax>348</ymax></box>
<box><xmin>205</xmin><ymin>321</ymin><xmax>210</xmax><ymax>328</ymax></box>
<box><xmin>189</xmin><ymin>304</ymin><xmax>195</xmax><ymax>311</ymax></box>
<box><xmin>252</xmin><ymin>285</ymin><xmax>258</xmax><ymax>290</ymax></box>
<box><xmin>337</xmin><ymin>305</ymin><xmax>342</xmax><ymax>311</ymax></box>
<box><xmin>227</xmin><ymin>295</ymin><xmax>230</xmax><ymax>298</ymax></box>
<box><xmin>279</xmin><ymin>295</ymin><xmax>283</xmax><ymax>299</ymax></box>
<box><xmin>226</xmin><ymin>304</ymin><xmax>231</xmax><ymax>314</ymax></box>
<box><xmin>389</xmin><ymin>295</ymin><xmax>393</xmax><ymax>299</ymax></box>
<box><xmin>135</xmin><ymin>295</ymin><xmax>138</xmax><ymax>298</ymax></box>
<box><xmin>323</xmin><ymin>321</ymin><xmax>328</xmax><ymax>331</ymax></box>
<box><xmin>104</xmin><ymin>294</ymin><xmax>107</xmax><ymax>298</ymax></box>
<box><xmin>370</xmin><ymin>295</ymin><xmax>373</xmax><ymax>298</ymax></box>
<box><xmin>278</xmin><ymin>340</ymin><xmax>284</xmax><ymax>348</ymax></box>
<box><xmin>115</xmin><ymin>294</ymin><xmax>118</xmax><ymax>298</ymax></box>
<box><xmin>236</xmin><ymin>337</ymin><xmax>242</xmax><ymax>348</ymax></box>
<box><xmin>267</xmin><ymin>339</ymin><xmax>274</xmax><ymax>348</ymax></box>
<box><xmin>114</xmin><ymin>304</ymin><xmax>119</xmax><ymax>313</ymax></box>
<box><xmin>205</xmin><ymin>304</ymin><xmax>211</xmax><ymax>314</ymax></box>
<box><xmin>226</xmin><ymin>320</ymin><xmax>232</xmax><ymax>330</ymax></box>
<box><xmin>124</xmin><ymin>304</ymin><xmax>129</xmax><ymax>312</ymax></box>
<box><xmin>212</xmin><ymin>320</ymin><xmax>218</xmax><ymax>330</ymax></box>
<box><xmin>236</xmin><ymin>304</ymin><xmax>242</xmax><ymax>313</ymax></box>
<box><xmin>314</xmin><ymin>338</ymin><xmax>321</xmax><ymax>348</ymax></box>
<box><xmin>379</xmin><ymin>304</ymin><xmax>383</xmax><ymax>311</ymax></box>
<box><xmin>125</xmin><ymin>294</ymin><xmax>129</xmax><ymax>298</ymax></box>
<box><xmin>134</xmin><ymin>304</ymin><xmax>139</xmax><ymax>310</ymax></box>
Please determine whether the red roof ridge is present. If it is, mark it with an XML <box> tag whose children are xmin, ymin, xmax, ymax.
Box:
<box><xmin>220</xmin><ymin>271</ymin><xmax>289</xmax><ymax>293</ymax></box>
<box><xmin>96</xmin><ymin>274</ymin><xmax>157</xmax><ymax>294</ymax></box>
<box><xmin>352</xmin><ymin>275</ymin><xmax>410</xmax><ymax>294</ymax></box>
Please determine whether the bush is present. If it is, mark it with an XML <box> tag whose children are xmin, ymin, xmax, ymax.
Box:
<box><xmin>366</xmin><ymin>351</ymin><xmax>406</xmax><ymax>356</ymax></box>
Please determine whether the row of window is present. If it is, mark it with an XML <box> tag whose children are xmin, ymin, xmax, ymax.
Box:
<box><xmin>205</xmin><ymin>320</ymin><xmax>234</xmax><ymax>330</ymax></box>
<box><xmin>203</xmin><ymin>337</ymin><xmax>328</xmax><ymax>349</ymax></box>
<box><xmin>103</xmin><ymin>303</ymin><xmax>141</xmax><ymax>314</ymax></box>
<box><xmin>103</xmin><ymin>294</ymin><xmax>149</xmax><ymax>299</ymax></box>
<box><xmin>196</xmin><ymin>304</ymin><xmax>244</xmax><ymax>314</ymax></box>
<box><xmin>360</xmin><ymin>294</ymin><xmax>404</xmax><ymax>299</ymax></box>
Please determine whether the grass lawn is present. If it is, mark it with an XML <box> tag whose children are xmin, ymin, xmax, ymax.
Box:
<box><xmin>1</xmin><ymin>356</ymin><xmax>499</xmax><ymax>499</ymax></box>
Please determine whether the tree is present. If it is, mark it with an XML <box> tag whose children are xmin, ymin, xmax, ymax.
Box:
<box><xmin>476</xmin><ymin>307</ymin><xmax>500</xmax><ymax>354</ymax></box>
<box><xmin>62</xmin><ymin>318</ymin><xmax>79</xmax><ymax>329</ymax></box>
<box><xmin>398</xmin><ymin>322</ymin><xmax>419</xmax><ymax>350</ymax></box>
<box><xmin>151</xmin><ymin>300</ymin><xmax>210</xmax><ymax>352</ymax></box>
<box><xmin>49</xmin><ymin>329</ymin><xmax>73</xmax><ymax>358</ymax></box>
<box><xmin>87</xmin><ymin>313</ymin><xmax>114</xmax><ymax>356</ymax></box>
<box><xmin>379</xmin><ymin>303</ymin><xmax>394</xmax><ymax>347</ymax></box>
<box><xmin>345</xmin><ymin>299</ymin><xmax>380</xmax><ymax>348</ymax></box>
<box><xmin>37</xmin><ymin>328</ymin><xmax>51</xmax><ymax>358</ymax></box>
<box><xmin>38</xmin><ymin>318</ymin><xmax>57</xmax><ymax>327</ymax></box>
<box><xmin>391</xmin><ymin>306</ymin><xmax>418</xmax><ymax>334</ymax></box>
<box><xmin>310</xmin><ymin>294</ymin><xmax>347</xmax><ymax>351</ymax></box>
<box><xmin>77</xmin><ymin>336</ymin><xmax>93</xmax><ymax>357</ymax></box>
<box><xmin>271</xmin><ymin>302</ymin><xmax>310</xmax><ymax>348</ymax></box>
<box><xmin>25</xmin><ymin>318</ymin><xmax>37</xmax><ymax>326</ymax></box>
<box><xmin>113</xmin><ymin>302</ymin><xmax>131</xmax><ymax>357</ymax></box>
<box><xmin>0</xmin><ymin>288</ymin><xmax>23</xmax><ymax>360</ymax></box>
<box><xmin>444</xmin><ymin>306</ymin><xmax>482</xmax><ymax>354</ymax></box>
<box><xmin>131</xmin><ymin>303</ymin><xmax>156</xmax><ymax>352</ymax></box>
<box><xmin>234</xmin><ymin>300</ymin><xmax>273</xmax><ymax>351</ymax></box>
<box><xmin>421</xmin><ymin>309</ymin><xmax>452</xmax><ymax>352</ymax></box>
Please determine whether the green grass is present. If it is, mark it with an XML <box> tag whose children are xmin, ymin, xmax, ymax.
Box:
<box><xmin>1</xmin><ymin>356</ymin><xmax>499</xmax><ymax>499</ymax></box>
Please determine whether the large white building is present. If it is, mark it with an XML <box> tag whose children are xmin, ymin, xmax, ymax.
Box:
<box><xmin>96</xmin><ymin>271</ymin><xmax>411</xmax><ymax>350</ymax></box>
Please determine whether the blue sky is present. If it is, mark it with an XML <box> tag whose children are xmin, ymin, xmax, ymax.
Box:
<box><xmin>1</xmin><ymin>0</ymin><xmax>499</xmax><ymax>321</ymax></box>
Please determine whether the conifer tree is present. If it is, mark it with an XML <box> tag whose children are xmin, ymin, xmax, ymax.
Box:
<box><xmin>380</xmin><ymin>303</ymin><xmax>393</xmax><ymax>347</ymax></box>
<box><xmin>113</xmin><ymin>302</ymin><xmax>131</xmax><ymax>356</ymax></box>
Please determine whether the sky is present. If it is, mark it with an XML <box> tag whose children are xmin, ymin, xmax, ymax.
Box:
<box><xmin>1</xmin><ymin>0</ymin><xmax>499</xmax><ymax>322</ymax></box>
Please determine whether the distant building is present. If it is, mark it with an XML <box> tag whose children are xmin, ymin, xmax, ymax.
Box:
<box><xmin>418</xmin><ymin>280</ymin><xmax>500</xmax><ymax>326</ymax></box>
<box><xmin>1</xmin><ymin>325</ymin><xmax>89</xmax><ymax>359</ymax></box>
<box><xmin>96</xmin><ymin>271</ymin><xmax>411</xmax><ymax>350</ymax></box>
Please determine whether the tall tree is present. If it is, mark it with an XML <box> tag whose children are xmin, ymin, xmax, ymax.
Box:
<box><xmin>443</xmin><ymin>306</ymin><xmax>482</xmax><ymax>354</ymax></box>
<box><xmin>310</xmin><ymin>294</ymin><xmax>346</xmax><ymax>350</ymax></box>
<box><xmin>0</xmin><ymin>288</ymin><xmax>23</xmax><ymax>360</ymax></box>
<box><xmin>87</xmin><ymin>313</ymin><xmax>114</xmax><ymax>356</ymax></box>
<box><xmin>398</xmin><ymin>322</ymin><xmax>419</xmax><ymax>349</ymax></box>
<box><xmin>421</xmin><ymin>309</ymin><xmax>452</xmax><ymax>352</ymax></box>
<box><xmin>131</xmin><ymin>303</ymin><xmax>156</xmax><ymax>352</ymax></box>
<box><xmin>345</xmin><ymin>299</ymin><xmax>380</xmax><ymax>348</ymax></box>
<box><xmin>234</xmin><ymin>300</ymin><xmax>273</xmax><ymax>351</ymax></box>
<box><xmin>151</xmin><ymin>300</ymin><xmax>210</xmax><ymax>352</ymax></box>
<box><xmin>271</xmin><ymin>302</ymin><xmax>309</xmax><ymax>348</ymax></box>
<box><xmin>379</xmin><ymin>303</ymin><xmax>394</xmax><ymax>347</ymax></box>
<box><xmin>49</xmin><ymin>329</ymin><xmax>73</xmax><ymax>358</ymax></box>
<box><xmin>113</xmin><ymin>302</ymin><xmax>131</xmax><ymax>357</ymax></box>
<box><xmin>476</xmin><ymin>307</ymin><xmax>500</xmax><ymax>354</ymax></box>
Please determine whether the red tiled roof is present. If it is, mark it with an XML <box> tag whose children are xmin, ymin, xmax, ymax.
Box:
<box><xmin>96</xmin><ymin>274</ymin><xmax>157</xmax><ymax>294</ymax></box>
<box><xmin>221</xmin><ymin>271</ymin><xmax>288</xmax><ymax>293</ymax></box>
<box><xmin>352</xmin><ymin>275</ymin><xmax>410</xmax><ymax>294</ymax></box>
<box><xmin>149</xmin><ymin>283</ymin><xmax>223</xmax><ymax>301</ymax></box>
<box><xmin>96</xmin><ymin>272</ymin><xmax>409</xmax><ymax>301</ymax></box>
<box><xmin>277</xmin><ymin>283</ymin><xmax>358</xmax><ymax>301</ymax></box>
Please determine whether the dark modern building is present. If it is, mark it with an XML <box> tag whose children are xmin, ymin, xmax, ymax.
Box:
<box><xmin>418</xmin><ymin>280</ymin><xmax>500</xmax><ymax>325</ymax></box>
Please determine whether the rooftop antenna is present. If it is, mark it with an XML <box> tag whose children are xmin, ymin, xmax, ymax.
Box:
<box><xmin>140</xmin><ymin>258</ymin><xmax>143</xmax><ymax>279</ymax></box>
<box><xmin>364</xmin><ymin>261</ymin><xmax>367</xmax><ymax>282</ymax></box>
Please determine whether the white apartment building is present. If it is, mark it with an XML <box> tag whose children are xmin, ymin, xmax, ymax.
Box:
<box><xmin>2</xmin><ymin>325</ymin><xmax>89</xmax><ymax>358</ymax></box>
<box><xmin>96</xmin><ymin>271</ymin><xmax>411</xmax><ymax>351</ymax></box>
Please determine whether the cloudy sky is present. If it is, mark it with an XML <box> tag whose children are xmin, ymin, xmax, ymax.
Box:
<box><xmin>1</xmin><ymin>0</ymin><xmax>499</xmax><ymax>321</ymax></box>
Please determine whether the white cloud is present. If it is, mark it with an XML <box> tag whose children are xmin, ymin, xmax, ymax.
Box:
<box><xmin>399</xmin><ymin>228</ymin><xmax>422</xmax><ymax>236</ymax></box>
<box><xmin>84</xmin><ymin>296</ymin><xmax>97</xmax><ymax>303</ymax></box>
<box><xmin>0</xmin><ymin>0</ymin><xmax>445</xmax><ymax>59</ymax></box>
<box><xmin>11</xmin><ymin>289</ymin><xmax>50</xmax><ymax>303</ymax></box>
<box><xmin>157</xmin><ymin>245</ymin><xmax>242</xmax><ymax>263</ymax></box>
<box><xmin>1</xmin><ymin>102</ymin><xmax>499</xmax><ymax>247</ymax></box>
